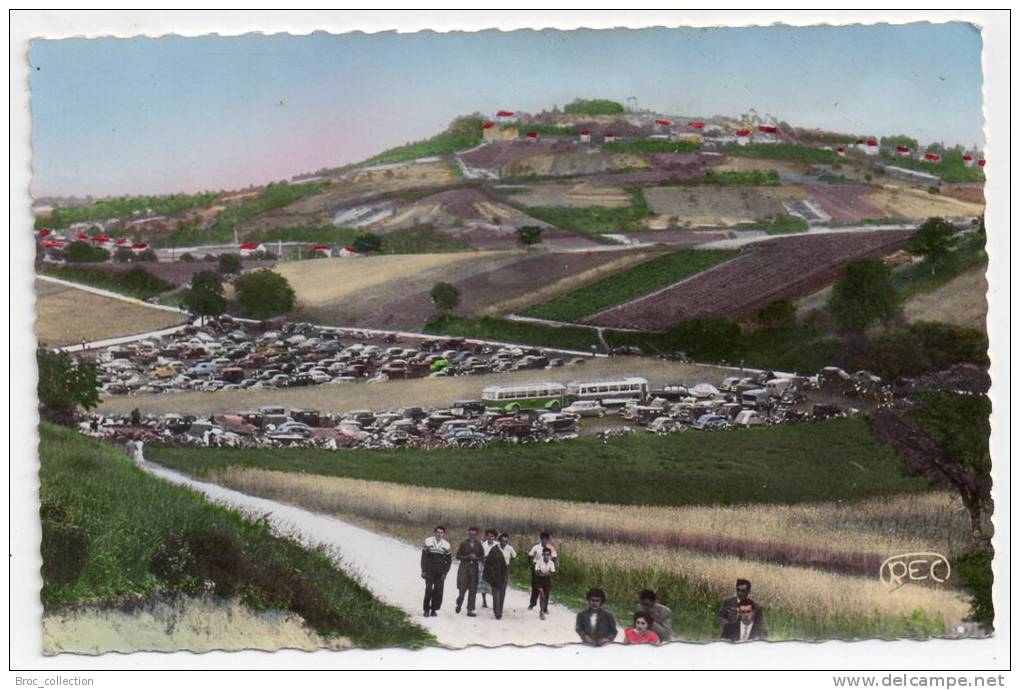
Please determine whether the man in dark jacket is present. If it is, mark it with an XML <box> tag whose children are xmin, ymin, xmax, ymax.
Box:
<box><xmin>720</xmin><ymin>600</ymin><xmax>768</xmax><ymax>642</ymax></box>
<box><xmin>455</xmin><ymin>526</ymin><xmax>485</xmax><ymax>616</ymax></box>
<box><xmin>575</xmin><ymin>588</ymin><xmax>618</xmax><ymax>646</ymax></box>
<box><xmin>718</xmin><ymin>578</ymin><xmax>766</xmax><ymax>630</ymax></box>
<box><xmin>420</xmin><ymin>526</ymin><xmax>452</xmax><ymax>617</ymax></box>
<box><xmin>483</xmin><ymin>532</ymin><xmax>515</xmax><ymax>620</ymax></box>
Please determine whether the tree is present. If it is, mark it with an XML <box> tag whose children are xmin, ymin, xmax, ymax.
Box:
<box><xmin>218</xmin><ymin>253</ymin><xmax>242</xmax><ymax>274</ymax></box>
<box><xmin>429</xmin><ymin>282</ymin><xmax>461</xmax><ymax>312</ymax></box>
<box><xmin>352</xmin><ymin>233</ymin><xmax>383</xmax><ymax>254</ymax></box>
<box><xmin>181</xmin><ymin>270</ymin><xmax>227</xmax><ymax>323</ymax></box>
<box><xmin>113</xmin><ymin>247</ymin><xmax>134</xmax><ymax>263</ymax></box>
<box><xmin>37</xmin><ymin>349</ymin><xmax>99</xmax><ymax>424</ymax></box>
<box><xmin>908</xmin><ymin>217</ymin><xmax>955</xmax><ymax>267</ymax></box>
<box><xmin>234</xmin><ymin>269</ymin><xmax>295</xmax><ymax>320</ymax></box>
<box><xmin>826</xmin><ymin>258</ymin><xmax>901</xmax><ymax>333</ymax></box>
<box><xmin>64</xmin><ymin>241</ymin><xmax>109</xmax><ymax>263</ymax></box>
<box><xmin>516</xmin><ymin>225</ymin><xmax>544</xmax><ymax>248</ymax></box>
<box><xmin>179</xmin><ymin>252</ymin><xmax>196</xmax><ymax>262</ymax></box>
<box><xmin>134</xmin><ymin>249</ymin><xmax>157</xmax><ymax>262</ymax></box>
<box><xmin>756</xmin><ymin>299</ymin><xmax>796</xmax><ymax>329</ymax></box>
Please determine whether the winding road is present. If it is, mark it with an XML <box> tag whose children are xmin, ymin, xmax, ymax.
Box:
<box><xmin>141</xmin><ymin>459</ymin><xmax>580</xmax><ymax>648</ymax></box>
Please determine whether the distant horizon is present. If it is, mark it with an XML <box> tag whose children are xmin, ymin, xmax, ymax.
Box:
<box><xmin>31</xmin><ymin>23</ymin><xmax>984</xmax><ymax>198</ymax></box>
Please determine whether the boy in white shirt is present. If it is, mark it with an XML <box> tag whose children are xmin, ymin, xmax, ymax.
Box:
<box><xmin>527</xmin><ymin>531</ymin><xmax>558</xmax><ymax>611</ymax></box>
<box><xmin>532</xmin><ymin>547</ymin><xmax>556</xmax><ymax>619</ymax></box>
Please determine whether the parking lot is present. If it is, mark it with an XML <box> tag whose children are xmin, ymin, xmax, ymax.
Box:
<box><xmin>82</xmin><ymin>362</ymin><xmax>882</xmax><ymax>452</ymax></box>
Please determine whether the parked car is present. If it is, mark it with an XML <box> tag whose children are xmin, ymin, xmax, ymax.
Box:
<box><xmin>563</xmin><ymin>400</ymin><xmax>606</xmax><ymax>418</ymax></box>
<box><xmin>692</xmin><ymin>414</ymin><xmax>731</xmax><ymax>430</ymax></box>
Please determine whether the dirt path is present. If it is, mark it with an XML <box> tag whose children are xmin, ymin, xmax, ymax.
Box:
<box><xmin>142</xmin><ymin>460</ymin><xmax>579</xmax><ymax>649</ymax></box>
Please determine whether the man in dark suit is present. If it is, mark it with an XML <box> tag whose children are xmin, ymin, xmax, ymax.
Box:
<box><xmin>721</xmin><ymin>600</ymin><xmax>768</xmax><ymax>642</ymax></box>
<box><xmin>575</xmin><ymin>588</ymin><xmax>618</xmax><ymax>646</ymax></box>
<box><xmin>718</xmin><ymin>578</ymin><xmax>766</xmax><ymax>629</ymax></box>
<box><xmin>454</xmin><ymin>526</ymin><xmax>484</xmax><ymax>616</ymax></box>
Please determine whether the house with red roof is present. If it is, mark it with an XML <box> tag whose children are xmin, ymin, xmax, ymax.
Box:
<box><xmin>896</xmin><ymin>145</ymin><xmax>912</xmax><ymax>157</ymax></box>
<box><xmin>92</xmin><ymin>234</ymin><xmax>113</xmax><ymax>248</ymax></box>
<box><xmin>962</xmin><ymin>154</ymin><xmax>974</xmax><ymax>168</ymax></box>
<box><xmin>36</xmin><ymin>228</ymin><xmax>52</xmax><ymax>239</ymax></box>
<box><xmin>312</xmin><ymin>244</ymin><xmax>332</xmax><ymax>257</ymax></box>
<box><xmin>603</xmin><ymin>133</ymin><xmax>616</xmax><ymax>143</ymax></box>
<box><xmin>978</xmin><ymin>159</ymin><xmax>986</xmax><ymax>168</ymax></box>
<box><xmin>496</xmin><ymin>110</ymin><xmax>516</xmax><ymax>123</ymax></box>
<box><xmin>131</xmin><ymin>242</ymin><xmax>150</xmax><ymax>254</ymax></box>
<box><xmin>337</xmin><ymin>245</ymin><xmax>358</xmax><ymax>257</ymax></box>
<box><xmin>864</xmin><ymin>140</ymin><xmax>879</xmax><ymax>156</ymax></box>
<box><xmin>578</xmin><ymin>130</ymin><xmax>591</xmax><ymax>143</ymax></box>
<box><xmin>688</xmin><ymin>121</ymin><xmax>705</xmax><ymax>130</ymax></box>
<box><xmin>239</xmin><ymin>241</ymin><xmax>266</xmax><ymax>257</ymax></box>
<box><xmin>922</xmin><ymin>152</ymin><xmax>942</xmax><ymax>163</ymax></box>
<box><xmin>735</xmin><ymin>129</ymin><xmax>752</xmax><ymax>146</ymax></box>
<box><xmin>525</xmin><ymin>131</ymin><xmax>539</xmax><ymax>142</ymax></box>
<box><xmin>835</xmin><ymin>146</ymin><xmax>846</xmax><ymax>156</ymax></box>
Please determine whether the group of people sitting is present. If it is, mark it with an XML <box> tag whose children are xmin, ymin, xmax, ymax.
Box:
<box><xmin>420</xmin><ymin>526</ymin><xmax>768</xmax><ymax>644</ymax></box>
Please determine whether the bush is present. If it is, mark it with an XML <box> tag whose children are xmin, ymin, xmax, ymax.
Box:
<box><xmin>516</xmin><ymin>225</ymin><xmax>543</xmax><ymax>247</ymax></box>
<box><xmin>38</xmin><ymin>265</ymin><xmax>173</xmax><ymax>300</ymax></box>
<box><xmin>927</xmin><ymin>186</ymin><xmax>941</xmax><ymax>195</ymax></box>
<box><xmin>64</xmin><ymin>241</ymin><xmax>110</xmax><ymax>263</ymax></box>
<box><xmin>218</xmin><ymin>253</ymin><xmax>242</xmax><ymax>274</ymax></box>
<box><xmin>37</xmin><ymin>349</ymin><xmax>99</xmax><ymax>421</ymax></box>
<box><xmin>849</xmin><ymin>323</ymin><xmax>988</xmax><ymax>379</ymax></box>
<box><xmin>234</xmin><ymin>269</ymin><xmax>295</xmax><ymax>320</ymax></box>
<box><xmin>430</xmin><ymin>282</ymin><xmax>461</xmax><ymax>311</ymax></box>
<box><xmin>134</xmin><ymin>249</ymin><xmax>157</xmax><ymax>262</ymax></box>
<box><xmin>179</xmin><ymin>252</ymin><xmax>196</xmax><ymax>262</ymax></box>
<box><xmin>352</xmin><ymin>233</ymin><xmax>384</xmax><ymax>254</ymax></box>
<box><xmin>113</xmin><ymin>247</ymin><xmax>134</xmax><ymax>262</ymax></box>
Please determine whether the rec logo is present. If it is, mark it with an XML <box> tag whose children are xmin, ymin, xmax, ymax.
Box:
<box><xmin>879</xmin><ymin>552</ymin><xmax>951</xmax><ymax>591</ymax></box>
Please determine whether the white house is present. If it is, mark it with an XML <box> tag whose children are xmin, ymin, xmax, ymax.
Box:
<box><xmin>337</xmin><ymin>245</ymin><xmax>358</xmax><ymax>257</ymax></box>
<box><xmin>496</xmin><ymin>110</ymin><xmax>516</xmax><ymax>123</ymax></box>
<box><xmin>578</xmin><ymin>130</ymin><xmax>591</xmax><ymax>143</ymax></box>
<box><xmin>735</xmin><ymin>129</ymin><xmax>751</xmax><ymax>146</ymax></box>
<box><xmin>239</xmin><ymin>241</ymin><xmax>266</xmax><ymax>257</ymax></box>
<box><xmin>312</xmin><ymin>244</ymin><xmax>332</xmax><ymax>257</ymax></box>
<box><xmin>603</xmin><ymin>133</ymin><xmax>617</xmax><ymax>143</ymax></box>
<box><xmin>131</xmin><ymin>242</ymin><xmax>150</xmax><ymax>254</ymax></box>
<box><xmin>962</xmin><ymin>155</ymin><xmax>974</xmax><ymax>168</ymax></box>
<box><xmin>896</xmin><ymin>146</ymin><xmax>912</xmax><ymax>157</ymax></box>
<box><xmin>863</xmin><ymin>139</ymin><xmax>880</xmax><ymax>156</ymax></box>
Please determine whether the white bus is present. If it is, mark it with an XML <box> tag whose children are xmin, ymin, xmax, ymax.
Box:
<box><xmin>481</xmin><ymin>382</ymin><xmax>567</xmax><ymax>413</ymax></box>
<box><xmin>565</xmin><ymin>376</ymin><xmax>649</xmax><ymax>403</ymax></box>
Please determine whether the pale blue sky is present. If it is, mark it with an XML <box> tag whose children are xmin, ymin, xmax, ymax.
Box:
<box><xmin>31</xmin><ymin>23</ymin><xmax>983</xmax><ymax>197</ymax></box>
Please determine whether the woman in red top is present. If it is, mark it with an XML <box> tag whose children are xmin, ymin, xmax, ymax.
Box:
<box><xmin>624</xmin><ymin>612</ymin><xmax>661</xmax><ymax>645</ymax></box>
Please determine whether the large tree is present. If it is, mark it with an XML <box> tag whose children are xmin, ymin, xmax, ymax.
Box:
<box><xmin>181</xmin><ymin>270</ymin><xmax>227</xmax><ymax>323</ymax></box>
<box><xmin>908</xmin><ymin>217</ymin><xmax>956</xmax><ymax>267</ymax></box>
<box><xmin>516</xmin><ymin>225</ymin><xmax>544</xmax><ymax>248</ymax></box>
<box><xmin>233</xmin><ymin>269</ymin><xmax>295</xmax><ymax>320</ymax></box>
<box><xmin>37</xmin><ymin>349</ymin><xmax>99</xmax><ymax>424</ymax></box>
<box><xmin>827</xmin><ymin>257</ymin><xmax>901</xmax><ymax>333</ymax></box>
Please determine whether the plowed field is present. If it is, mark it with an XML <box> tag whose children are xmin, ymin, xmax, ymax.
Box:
<box><xmin>804</xmin><ymin>185</ymin><xmax>886</xmax><ymax>224</ymax></box>
<box><xmin>585</xmin><ymin>230</ymin><xmax>913</xmax><ymax>330</ymax></box>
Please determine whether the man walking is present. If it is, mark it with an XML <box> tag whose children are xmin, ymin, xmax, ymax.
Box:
<box><xmin>532</xmin><ymin>547</ymin><xmax>556</xmax><ymax>620</ymax></box>
<box><xmin>638</xmin><ymin>589</ymin><xmax>674</xmax><ymax>641</ymax></box>
<box><xmin>477</xmin><ymin>528</ymin><xmax>498</xmax><ymax>609</ymax></box>
<box><xmin>420</xmin><ymin>526</ymin><xmax>452</xmax><ymax>617</ymax></box>
<box><xmin>575</xmin><ymin>588</ymin><xmax>618</xmax><ymax>646</ymax></box>
<box><xmin>527</xmin><ymin>531</ymin><xmax>558</xmax><ymax>611</ymax></box>
<box><xmin>483</xmin><ymin>532</ymin><xmax>516</xmax><ymax>620</ymax></box>
<box><xmin>455</xmin><ymin>526</ymin><xmax>485</xmax><ymax>616</ymax></box>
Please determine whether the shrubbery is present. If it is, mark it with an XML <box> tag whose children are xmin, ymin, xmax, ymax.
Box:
<box><xmin>38</xmin><ymin>265</ymin><xmax>173</xmax><ymax>300</ymax></box>
<box><xmin>849</xmin><ymin>322</ymin><xmax>989</xmax><ymax>379</ymax></box>
<box><xmin>64</xmin><ymin>241</ymin><xmax>110</xmax><ymax>263</ymax></box>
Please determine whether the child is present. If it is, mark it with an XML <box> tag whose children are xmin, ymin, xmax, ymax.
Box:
<box><xmin>532</xmin><ymin>546</ymin><xmax>556</xmax><ymax>620</ymax></box>
<box><xmin>624</xmin><ymin>612</ymin><xmax>661</xmax><ymax>645</ymax></box>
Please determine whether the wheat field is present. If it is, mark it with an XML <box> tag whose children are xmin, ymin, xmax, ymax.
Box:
<box><xmin>208</xmin><ymin>467</ymin><xmax>972</xmax><ymax>623</ymax></box>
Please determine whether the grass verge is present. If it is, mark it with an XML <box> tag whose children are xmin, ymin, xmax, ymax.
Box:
<box><xmin>521</xmin><ymin>249</ymin><xmax>738</xmax><ymax>322</ymax></box>
<box><xmin>38</xmin><ymin>264</ymin><xmax>173</xmax><ymax>300</ymax></box>
<box><xmin>146</xmin><ymin>417</ymin><xmax>930</xmax><ymax>507</ymax></box>
<box><xmin>38</xmin><ymin>423</ymin><xmax>432</xmax><ymax>648</ymax></box>
<box><xmin>722</xmin><ymin>144</ymin><xmax>837</xmax><ymax>164</ymax></box>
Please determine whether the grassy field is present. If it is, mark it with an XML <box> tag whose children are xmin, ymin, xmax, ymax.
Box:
<box><xmin>866</xmin><ymin>186</ymin><xmax>984</xmax><ymax>221</ymax></box>
<box><xmin>196</xmin><ymin>472</ymin><xmax>967</xmax><ymax>640</ymax></box>
<box><xmin>38</xmin><ymin>264</ymin><xmax>173</xmax><ymax>300</ymax></box>
<box><xmin>425</xmin><ymin>314</ymin><xmax>600</xmax><ymax>350</ymax></box>
<box><xmin>523</xmin><ymin>187</ymin><xmax>653</xmax><ymax>236</ymax></box>
<box><xmin>38</xmin><ymin>423</ymin><xmax>432</xmax><ymax>648</ymax></box>
<box><xmin>881</xmin><ymin>151</ymin><xmax>986</xmax><ymax>184</ymax></box>
<box><xmin>602</xmin><ymin>140</ymin><xmax>701</xmax><ymax>154</ymax></box>
<box><xmin>157</xmin><ymin>181</ymin><xmax>331</xmax><ymax>248</ymax></box>
<box><xmin>361</xmin><ymin>117</ymin><xmax>483</xmax><ymax>166</ymax></box>
<box><xmin>147</xmin><ymin>417</ymin><xmax>931</xmax><ymax>507</ymax></box>
<box><xmin>35</xmin><ymin>279</ymin><xmax>184</xmax><ymax>347</ymax></box>
<box><xmin>723</xmin><ymin>143</ymin><xmax>838</xmax><ymax>164</ymax></box>
<box><xmin>520</xmin><ymin>249</ymin><xmax>738</xmax><ymax>322</ymax></box>
<box><xmin>37</xmin><ymin>192</ymin><xmax>218</xmax><ymax>231</ymax></box>
<box><xmin>894</xmin><ymin>234</ymin><xmax>987</xmax><ymax>300</ymax></box>
<box><xmin>380</xmin><ymin>225</ymin><xmax>472</xmax><ymax>254</ymax></box>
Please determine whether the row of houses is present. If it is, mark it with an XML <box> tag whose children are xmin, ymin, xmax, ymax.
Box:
<box><xmin>36</xmin><ymin>227</ymin><xmax>150</xmax><ymax>254</ymax></box>
<box><xmin>830</xmin><ymin>140</ymin><xmax>986</xmax><ymax>167</ymax></box>
<box><xmin>237</xmin><ymin>241</ymin><xmax>359</xmax><ymax>259</ymax></box>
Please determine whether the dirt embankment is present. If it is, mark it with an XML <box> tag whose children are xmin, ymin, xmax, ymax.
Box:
<box><xmin>43</xmin><ymin>593</ymin><xmax>351</xmax><ymax>654</ymax></box>
<box><xmin>903</xmin><ymin>266</ymin><xmax>988</xmax><ymax>332</ymax></box>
